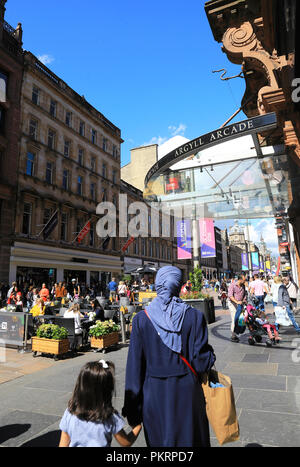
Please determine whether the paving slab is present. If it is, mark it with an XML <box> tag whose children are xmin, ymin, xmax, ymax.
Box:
<box><xmin>223</xmin><ymin>362</ymin><xmax>278</xmax><ymax>376</ymax></box>
<box><xmin>236</xmin><ymin>388</ymin><xmax>300</xmax><ymax>414</ymax></box>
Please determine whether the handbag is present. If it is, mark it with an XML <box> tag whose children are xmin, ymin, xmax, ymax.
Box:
<box><xmin>179</xmin><ymin>355</ymin><xmax>240</xmax><ymax>446</ymax></box>
<box><xmin>144</xmin><ymin>309</ymin><xmax>240</xmax><ymax>446</ymax></box>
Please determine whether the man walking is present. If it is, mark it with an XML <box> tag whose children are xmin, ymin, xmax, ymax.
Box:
<box><xmin>107</xmin><ymin>277</ymin><xmax>118</xmax><ymax>302</ymax></box>
<box><xmin>228</xmin><ymin>275</ymin><xmax>247</xmax><ymax>342</ymax></box>
<box><xmin>250</xmin><ymin>274</ymin><xmax>269</xmax><ymax>311</ymax></box>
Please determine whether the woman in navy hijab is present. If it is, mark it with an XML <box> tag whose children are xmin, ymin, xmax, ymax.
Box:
<box><xmin>122</xmin><ymin>266</ymin><xmax>216</xmax><ymax>447</ymax></box>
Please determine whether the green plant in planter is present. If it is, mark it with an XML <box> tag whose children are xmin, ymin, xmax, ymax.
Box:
<box><xmin>180</xmin><ymin>290</ymin><xmax>209</xmax><ymax>300</ymax></box>
<box><xmin>189</xmin><ymin>266</ymin><xmax>203</xmax><ymax>292</ymax></box>
<box><xmin>36</xmin><ymin>323</ymin><xmax>68</xmax><ymax>340</ymax></box>
<box><xmin>89</xmin><ymin>320</ymin><xmax>120</xmax><ymax>338</ymax></box>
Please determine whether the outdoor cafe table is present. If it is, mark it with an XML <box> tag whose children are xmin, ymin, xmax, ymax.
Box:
<box><xmin>138</xmin><ymin>291</ymin><xmax>157</xmax><ymax>302</ymax></box>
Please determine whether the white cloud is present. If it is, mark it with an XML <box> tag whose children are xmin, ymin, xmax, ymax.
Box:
<box><xmin>142</xmin><ymin>123</ymin><xmax>187</xmax><ymax>148</ymax></box>
<box><xmin>168</xmin><ymin>123</ymin><xmax>187</xmax><ymax>137</ymax></box>
<box><xmin>37</xmin><ymin>54</ymin><xmax>54</xmax><ymax>66</ymax></box>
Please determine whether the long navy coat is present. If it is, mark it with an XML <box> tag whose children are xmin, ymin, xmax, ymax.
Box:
<box><xmin>122</xmin><ymin>307</ymin><xmax>216</xmax><ymax>447</ymax></box>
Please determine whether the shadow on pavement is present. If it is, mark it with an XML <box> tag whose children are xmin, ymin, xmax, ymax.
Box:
<box><xmin>20</xmin><ymin>430</ymin><xmax>61</xmax><ymax>447</ymax></box>
<box><xmin>0</xmin><ymin>424</ymin><xmax>31</xmax><ymax>444</ymax></box>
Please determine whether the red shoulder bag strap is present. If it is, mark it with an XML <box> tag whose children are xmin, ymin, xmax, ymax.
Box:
<box><xmin>143</xmin><ymin>309</ymin><xmax>198</xmax><ymax>377</ymax></box>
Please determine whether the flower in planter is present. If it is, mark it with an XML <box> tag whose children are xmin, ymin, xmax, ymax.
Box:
<box><xmin>89</xmin><ymin>320</ymin><xmax>120</xmax><ymax>338</ymax></box>
<box><xmin>36</xmin><ymin>323</ymin><xmax>68</xmax><ymax>340</ymax></box>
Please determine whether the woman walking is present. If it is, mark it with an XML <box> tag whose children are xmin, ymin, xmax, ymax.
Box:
<box><xmin>122</xmin><ymin>266</ymin><xmax>216</xmax><ymax>447</ymax></box>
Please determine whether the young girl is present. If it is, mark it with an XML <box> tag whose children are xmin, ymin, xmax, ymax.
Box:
<box><xmin>255</xmin><ymin>309</ymin><xmax>281</xmax><ymax>343</ymax></box>
<box><xmin>59</xmin><ymin>360</ymin><xmax>141</xmax><ymax>447</ymax></box>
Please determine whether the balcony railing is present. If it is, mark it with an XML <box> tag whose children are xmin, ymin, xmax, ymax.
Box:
<box><xmin>3</xmin><ymin>20</ymin><xmax>15</xmax><ymax>36</ymax></box>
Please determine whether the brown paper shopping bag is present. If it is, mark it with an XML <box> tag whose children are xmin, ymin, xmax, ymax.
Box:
<box><xmin>202</xmin><ymin>370</ymin><xmax>240</xmax><ymax>446</ymax></box>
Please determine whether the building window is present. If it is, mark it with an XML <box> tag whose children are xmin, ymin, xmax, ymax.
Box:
<box><xmin>91</xmin><ymin>157</ymin><xmax>96</xmax><ymax>172</ymax></box>
<box><xmin>32</xmin><ymin>86</ymin><xmax>39</xmax><ymax>105</ymax></box>
<box><xmin>102</xmin><ymin>163</ymin><xmax>107</xmax><ymax>178</ymax></box>
<box><xmin>29</xmin><ymin>119</ymin><xmax>38</xmax><ymax>140</ymax></box>
<box><xmin>0</xmin><ymin>107</ymin><xmax>5</xmax><ymax>135</ymax></box>
<box><xmin>50</xmin><ymin>99</ymin><xmax>57</xmax><ymax>117</ymax></box>
<box><xmin>64</xmin><ymin>140</ymin><xmax>70</xmax><ymax>157</ymax></box>
<box><xmin>91</xmin><ymin>129</ymin><xmax>97</xmax><ymax>144</ymax></box>
<box><xmin>77</xmin><ymin>176</ymin><xmax>83</xmax><ymax>196</ymax></box>
<box><xmin>79</xmin><ymin>121</ymin><xmax>85</xmax><ymax>137</ymax></box>
<box><xmin>167</xmin><ymin>247</ymin><xmax>171</xmax><ymax>261</ymax></box>
<box><xmin>46</xmin><ymin>162</ymin><xmax>53</xmax><ymax>184</ymax></box>
<box><xmin>65</xmin><ymin>111</ymin><xmax>72</xmax><ymax>127</ymax></box>
<box><xmin>112</xmin><ymin>144</ymin><xmax>117</xmax><ymax>159</ymax></box>
<box><xmin>47</xmin><ymin>129</ymin><xmax>56</xmax><ymax>150</ymax></box>
<box><xmin>90</xmin><ymin>182</ymin><xmax>96</xmax><ymax>200</ymax></box>
<box><xmin>22</xmin><ymin>202</ymin><xmax>32</xmax><ymax>235</ymax></box>
<box><xmin>102</xmin><ymin>188</ymin><xmax>107</xmax><ymax>202</ymax></box>
<box><xmin>78</xmin><ymin>148</ymin><xmax>84</xmax><ymax>166</ymax></box>
<box><xmin>156</xmin><ymin>242</ymin><xmax>160</xmax><ymax>258</ymax></box>
<box><xmin>62</xmin><ymin>169</ymin><xmax>69</xmax><ymax>190</ymax></box>
<box><xmin>26</xmin><ymin>152</ymin><xmax>35</xmax><ymax>176</ymax></box>
<box><xmin>112</xmin><ymin>194</ymin><xmax>117</xmax><ymax>207</ymax></box>
<box><xmin>43</xmin><ymin>208</ymin><xmax>52</xmax><ymax>228</ymax></box>
<box><xmin>112</xmin><ymin>169</ymin><xmax>117</xmax><ymax>184</ymax></box>
<box><xmin>134</xmin><ymin>238</ymin><xmax>139</xmax><ymax>255</ymax></box>
<box><xmin>0</xmin><ymin>71</ymin><xmax>8</xmax><ymax>103</ymax></box>
<box><xmin>90</xmin><ymin>223</ymin><xmax>94</xmax><ymax>247</ymax></box>
<box><xmin>61</xmin><ymin>212</ymin><xmax>68</xmax><ymax>241</ymax></box>
<box><xmin>142</xmin><ymin>238</ymin><xmax>146</xmax><ymax>256</ymax></box>
<box><xmin>102</xmin><ymin>137</ymin><xmax>107</xmax><ymax>152</ymax></box>
<box><xmin>149</xmin><ymin>239</ymin><xmax>153</xmax><ymax>257</ymax></box>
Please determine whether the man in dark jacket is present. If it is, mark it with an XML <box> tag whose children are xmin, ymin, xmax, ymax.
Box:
<box><xmin>278</xmin><ymin>279</ymin><xmax>300</xmax><ymax>333</ymax></box>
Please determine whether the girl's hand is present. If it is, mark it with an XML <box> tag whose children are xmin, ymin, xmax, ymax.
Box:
<box><xmin>114</xmin><ymin>424</ymin><xmax>142</xmax><ymax>447</ymax></box>
<box><xmin>59</xmin><ymin>431</ymin><xmax>70</xmax><ymax>447</ymax></box>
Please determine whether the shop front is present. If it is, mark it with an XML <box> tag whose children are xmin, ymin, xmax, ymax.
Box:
<box><xmin>9</xmin><ymin>241</ymin><xmax>122</xmax><ymax>288</ymax></box>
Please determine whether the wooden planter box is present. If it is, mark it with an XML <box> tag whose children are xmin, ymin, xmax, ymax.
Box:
<box><xmin>90</xmin><ymin>332</ymin><xmax>119</xmax><ymax>350</ymax></box>
<box><xmin>32</xmin><ymin>336</ymin><xmax>69</xmax><ymax>356</ymax></box>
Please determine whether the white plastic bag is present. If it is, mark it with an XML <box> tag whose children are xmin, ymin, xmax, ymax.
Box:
<box><xmin>274</xmin><ymin>306</ymin><xmax>293</xmax><ymax>326</ymax></box>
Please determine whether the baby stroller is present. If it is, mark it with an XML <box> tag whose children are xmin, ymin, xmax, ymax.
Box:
<box><xmin>244</xmin><ymin>298</ymin><xmax>278</xmax><ymax>347</ymax></box>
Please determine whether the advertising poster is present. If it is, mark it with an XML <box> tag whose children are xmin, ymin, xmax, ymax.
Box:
<box><xmin>259</xmin><ymin>259</ymin><xmax>265</xmax><ymax>272</ymax></box>
<box><xmin>199</xmin><ymin>218</ymin><xmax>216</xmax><ymax>258</ymax></box>
<box><xmin>241</xmin><ymin>253</ymin><xmax>249</xmax><ymax>271</ymax></box>
<box><xmin>251</xmin><ymin>252</ymin><xmax>260</xmax><ymax>271</ymax></box>
<box><xmin>177</xmin><ymin>220</ymin><xmax>192</xmax><ymax>260</ymax></box>
<box><xmin>265</xmin><ymin>260</ymin><xmax>271</xmax><ymax>273</ymax></box>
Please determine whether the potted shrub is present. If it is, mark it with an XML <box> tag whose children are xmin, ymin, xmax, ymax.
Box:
<box><xmin>180</xmin><ymin>267</ymin><xmax>215</xmax><ymax>324</ymax></box>
<box><xmin>32</xmin><ymin>323</ymin><xmax>69</xmax><ymax>359</ymax></box>
<box><xmin>89</xmin><ymin>320</ymin><xmax>120</xmax><ymax>351</ymax></box>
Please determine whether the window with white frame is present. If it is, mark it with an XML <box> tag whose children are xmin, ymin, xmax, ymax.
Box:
<box><xmin>29</xmin><ymin>119</ymin><xmax>38</xmax><ymax>140</ymax></box>
<box><xmin>64</xmin><ymin>140</ymin><xmax>71</xmax><ymax>157</ymax></box>
<box><xmin>62</xmin><ymin>169</ymin><xmax>69</xmax><ymax>190</ymax></box>
<box><xmin>22</xmin><ymin>202</ymin><xmax>32</xmax><ymax>235</ymax></box>
<box><xmin>47</xmin><ymin>129</ymin><xmax>56</xmax><ymax>150</ymax></box>
<box><xmin>50</xmin><ymin>99</ymin><xmax>57</xmax><ymax>117</ymax></box>
<box><xmin>32</xmin><ymin>86</ymin><xmax>40</xmax><ymax>105</ymax></box>
<box><xmin>65</xmin><ymin>111</ymin><xmax>72</xmax><ymax>127</ymax></box>
<box><xmin>78</xmin><ymin>148</ymin><xmax>84</xmax><ymax>166</ymax></box>
<box><xmin>46</xmin><ymin>161</ymin><xmax>53</xmax><ymax>184</ymax></box>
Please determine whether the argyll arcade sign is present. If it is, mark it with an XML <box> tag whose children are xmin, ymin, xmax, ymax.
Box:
<box><xmin>144</xmin><ymin>112</ymin><xmax>277</xmax><ymax>186</ymax></box>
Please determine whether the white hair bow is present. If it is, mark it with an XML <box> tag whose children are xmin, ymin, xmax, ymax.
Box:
<box><xmin>99</xmin><ymin>359</ymin><xmax>108</xmax><ymax>369</ymax></box>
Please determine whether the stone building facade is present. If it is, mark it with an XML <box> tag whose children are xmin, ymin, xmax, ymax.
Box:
<box><xmin>120</xmin><ymin>179</ymin><xmax>190</xmax><ymax>281</ymax></box>
<box><xmin>0</xmin><ymin>0</ymin><xmax>23</xmax><ymax>283</ymax></box>
<box><xmin>11</xmin><ymin>51</ymin><xmax>123</xmax><ymax>287</ymax></box>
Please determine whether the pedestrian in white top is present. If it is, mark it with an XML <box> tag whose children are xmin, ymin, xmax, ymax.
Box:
<box><xmin>285</xmin><ymin>276</ymin><xmax>299</xmax><ymax>309</ymax></box>
<box><xmin>270</xmin><ymin>276</ymin><xmax>282</xmax><ymax>306</ymax></box>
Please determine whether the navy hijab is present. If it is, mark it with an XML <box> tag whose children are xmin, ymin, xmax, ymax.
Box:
<box><xmin>146</xmin><ymin>266</ymin><xmax>189</xmax><ymax>353</ymax></box>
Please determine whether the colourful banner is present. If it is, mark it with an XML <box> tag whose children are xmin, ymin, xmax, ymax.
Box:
<box><xmin>199</xmin><ymin>218</ymin><xmax>216</xmax><ymax>258</ymax></box>
<box><xmin>241</xmin><ymin>253</ymin><xmax>249</xmax><ymax>271</ymax></box>
<box><xmin>177</xmin><ymin>220</ymin><xmax>192</xmax><ymax>259</ymax></box>
<box><xmin>77</xmin><ymin>220</ymin><xmax>91</xmax><ymax>244</ymax></box>
<box><xmin>251</xmin><ymin>252</ymin><xmax>260</xmax><ymax>271</ymax></box>
<box><xmin>265</xmin><ymin>260</ymin><xmax>271</xmax><ymax>273</ymax></box>
<box><xmin>259</xmin><ymin>259</ymin><xmax>265</xmax><ymax>271</ymax></box>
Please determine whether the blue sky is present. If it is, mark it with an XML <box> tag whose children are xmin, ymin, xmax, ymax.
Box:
<box><xmin>6</xmin><ymin>0</ymin><xmax>247</xmax><ymax>166</ymax></box>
